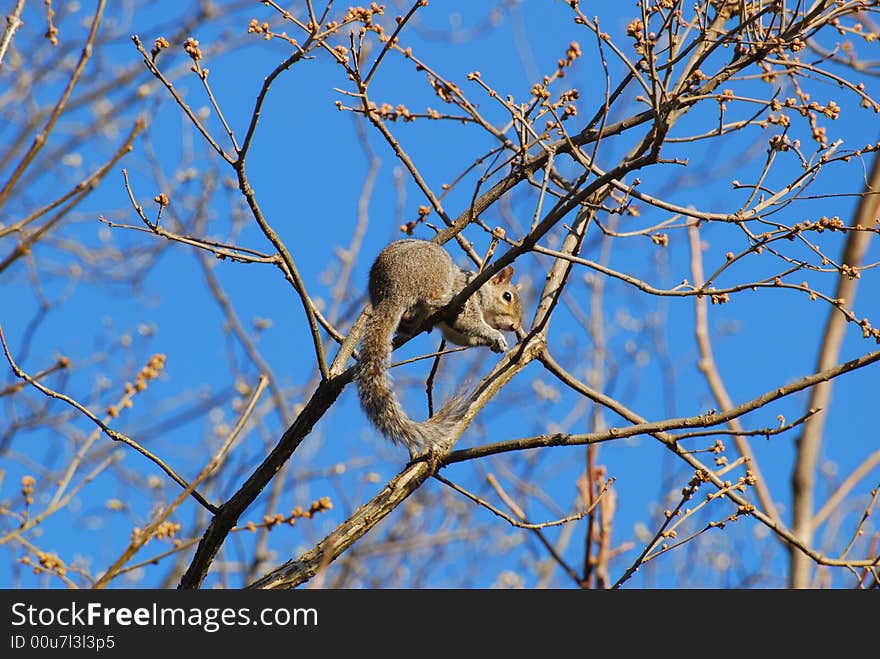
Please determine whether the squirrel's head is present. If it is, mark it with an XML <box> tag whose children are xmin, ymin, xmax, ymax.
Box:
<box><xmin>489</xmin><ymin>265</ymin><xmax>523</xmax><ymax>332</ymax></box>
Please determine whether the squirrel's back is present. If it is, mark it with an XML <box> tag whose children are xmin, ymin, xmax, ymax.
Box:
<box><xmin>367</xmin><ymin>239</ymin><xmax>456</xmax><ymax>311</ymax></box>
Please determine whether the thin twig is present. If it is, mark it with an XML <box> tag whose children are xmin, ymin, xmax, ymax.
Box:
<box><xmin>0</xmin><ymin>324</ymin><xmax>217</xmax><ymax>514</ymax></box>
<box><xmin>814</xmin><ymin>450</ymin><xmax>880</xmax><ymax>528</ymax></box>
<box><xmin>0</xmin><ymin>0</ymin><xmax>26</xmax><ymax>69</ymax></box>
<box><xmin>0</xmin><ymin>0</ymin><xmax>107</xmax><ymax>209</ymax></box>
<box><xmin>131</xmin><ymin>35</ymin><xmax>233</xmax><ymax>163</ymax></box>
<box><xmin>435</xmin><ymin>473</ymin><xmax>614</xmax><ymax>531</ymax></box>
<box><xmin>94</xmin><ymin>375</ymin><xmax>268</xmax><ymax>588</ymax></box>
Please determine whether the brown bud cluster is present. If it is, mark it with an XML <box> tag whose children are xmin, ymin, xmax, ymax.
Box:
<box><xmin>151</xmin><ymin>36</ymin><xmax>170</xmax><ymax>60</ymax></box>
<box><xmin>247</xmin><ymin>19</ymin><xmax>272</xmax><ymax>40</ymax></box>
<box><xmin>343</xmin><ymin>3</ymin><xmax>385</xmax><ymax>26</ymax></box>
<box><xmin>183</xmin><ymin>37</ymin><xmax>202</xmax><ymax>61</ymax></box>
<box><xmin>21</xmin><ymin>551</ymin><xmax>66</xmax><ymax>577</ymax></box>
<box><xmin>250</xmin><ymin>497</ymin><xmax>334</xmax><ymax>531</ymax></box>
<box><xmin>21</xmin><ymin>475</ymin><xmax>36</xmax><ymax>506</ymax></box>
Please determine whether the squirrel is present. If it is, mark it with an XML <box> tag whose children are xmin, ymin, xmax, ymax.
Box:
<box><xmin>356</xmin><ymin>238</ymin><xmax>523</xmax><ymax>455</ymax></box>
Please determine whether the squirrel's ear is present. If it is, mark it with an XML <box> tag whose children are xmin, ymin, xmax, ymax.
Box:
<box><xmin>494</xmin><ymin>265</ymin><xmax>515</xmax><ymax>284</ymax></box>
<box><xmin>515</xmin><ymin>282</ymin><xmax>522</xmax><ymax>292</ymax></box>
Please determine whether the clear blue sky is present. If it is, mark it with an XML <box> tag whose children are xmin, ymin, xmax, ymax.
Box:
<box><xmin>2</xmin><ymin>1</ymin><xmax>878</xmax><ymax>588</ymax></box>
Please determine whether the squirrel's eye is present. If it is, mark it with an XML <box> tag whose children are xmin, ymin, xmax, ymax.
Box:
<box><xmin>502</xmin><ymin>291</ymin><xmax>512</xmax><ymax>302</ymax></box>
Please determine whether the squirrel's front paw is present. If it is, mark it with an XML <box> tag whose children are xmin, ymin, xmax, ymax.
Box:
<box><xmin>489</xmin><ymin>333</ymin><xmax>508</xmax><ymax>353</ymax></box>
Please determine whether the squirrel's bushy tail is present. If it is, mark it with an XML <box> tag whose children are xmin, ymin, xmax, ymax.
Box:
<box><xmin>356</xmin><ymin>302</ymin><xmax>467</xmax><ymax>454</ymax></box>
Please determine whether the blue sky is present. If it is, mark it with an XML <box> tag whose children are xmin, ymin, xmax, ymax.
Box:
<box><xmin>1</xmin><ymin>1</ymin><xmax>878</xmax><ymax>588</ymax></box>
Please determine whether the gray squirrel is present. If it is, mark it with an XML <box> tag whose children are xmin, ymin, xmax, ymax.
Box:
<box><xmin>356</xmin><ymin>239</ymin><xmax>523</xmax><ymax>455</ymax></box>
